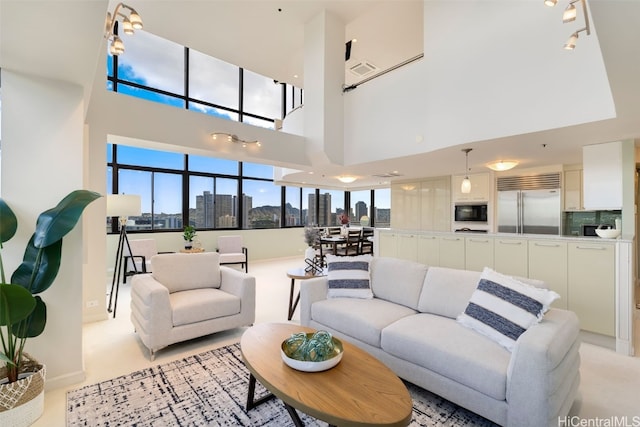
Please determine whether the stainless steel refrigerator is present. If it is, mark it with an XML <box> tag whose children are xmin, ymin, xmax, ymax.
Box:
<box><xmin>497</xmin><ymin>189</ymin><xmax>561</xmax><ymax>235</ymax></box>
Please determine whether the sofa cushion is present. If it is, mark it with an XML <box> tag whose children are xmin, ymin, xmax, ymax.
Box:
<box><xmin>370</xmin><ymin>257</ymin><xmax>428</xmax><ymax>310</ymax></box>
<box><xmin>418</xmin><ymin>267</ymin><xmax>481</xmax><ymax>318</ymax></box>
<box><xmin>326</xmin><ymin>254</ymin><xmax>373</xmax><ymax>299</ymax></box>
<box><xmin>382</xmin><ymin>313</ymin><xmax>511</xmax><ymax>401</ymax></box>
<box><xmin>170</xmin><ymin>288</ymin><xmax>240</xmax><ymax>326</ymax></box>
<box><xmin>457</xmin><ymin>267</ymin><xmax>560</xmax><ymax>351</ymax></box>
<box><xmin>311</xmin><ymin>297</ymin><xmax>416</xmax><ymax>347</ymax></box>
<box><xmin>151</xmin><ymin>252</ymin><xmax>221</xmax><ymax>293</ymax></box>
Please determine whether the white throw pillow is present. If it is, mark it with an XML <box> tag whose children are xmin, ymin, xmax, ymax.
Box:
<box><xmin>457</xmin><ymin>267</ymin><xmax>560</xmax><ymax>351</ymax></box>
<box><xmin>326</xmin><ymin>254</ymin><xmax>373</xmax><ymax>299</ymax></box>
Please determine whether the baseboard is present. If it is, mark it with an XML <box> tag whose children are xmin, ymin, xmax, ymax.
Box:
<box><xmin>579</xmin><ymin>330</ymin><xmax>615</xmax><ymax>350</ymax></box>
<box><xmin>44</xmin><ymin>370</ymin><xmax>86</xmax><ymax>391</ymax></box>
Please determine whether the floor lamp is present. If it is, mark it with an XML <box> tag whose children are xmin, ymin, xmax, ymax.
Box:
<box><xmin>107</xmin><ymin>194</ymin><xmax>141</xmax><ymax>318</ymax></box>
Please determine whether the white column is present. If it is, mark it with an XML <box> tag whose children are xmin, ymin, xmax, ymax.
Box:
<box><xmin>1</xmin><ymin>71</ymin><xmax>87</xmax><ymax>388</ymax></box>
<box><xmin>304</xmin><ymin>10</ymin><xmax>345</xmax><ymax>166</ymax></box>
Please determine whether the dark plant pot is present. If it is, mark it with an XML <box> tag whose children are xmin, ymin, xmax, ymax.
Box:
<box><xmin>185</xmin><ymin>243</ymin><xmax>193</xmax><ymax>250</ymax></box>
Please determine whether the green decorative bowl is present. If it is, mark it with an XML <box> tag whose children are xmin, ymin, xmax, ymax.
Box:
<box><xmin>280</xmin><ymin>332</ymin><xmax>344</xmax><ymax>372</ymax></box>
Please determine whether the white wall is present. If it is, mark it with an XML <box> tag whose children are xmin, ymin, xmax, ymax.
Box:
<box><xmin>1</xmin><ymin>71</ymin><xmax>89</xmax><ymax>389</ymax></box>
<box><xmin>343</xmin><ymin>1</ymin><xmax>615</xmax><ymax>166</ymax></box>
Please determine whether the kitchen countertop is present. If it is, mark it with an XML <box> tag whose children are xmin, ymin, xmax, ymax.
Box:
<box><xmin>376</xmin><ymin>229</ymin><xmax>631</xmax><ymax>243</ymax></box>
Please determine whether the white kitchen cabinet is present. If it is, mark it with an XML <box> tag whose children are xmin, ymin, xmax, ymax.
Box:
<box><xmin>391</xmin><ymin>182</ymin><xmax>420</xmax><ymax>230</ymax></box>
<box><xmin>417</xmin><ymin>234</ymin><xmax>439</xmax><ymax>266</ymax></box>
<box><xmin>438</xmin><ymin>236</ymin><xmax>465</xmax><ymax>269</ymax></box>
<box><xmin>567</xmin><ymin>241</ymin><xmax>615</xmax><ymax>336</ymax></box>
<box><xmin>378</xmin><ymin>232</ymin><xmax>398</xmax><ymax>258</ymax></box>
<box><xmin>528</xmin><ymin>240</ymin><xmax>568</xmax><ymax>309</ymax></box>
<box><xmin>563</xmin><ymin>169</ymin><xmax>583</xmax><ymax>211</ymax></box>
<box><xmin>465</xmin><ymin>236</ymin><xmax>494</xmax><ymax>272</ymax></box>
<box><xmin>421</xmin><ymin>177</ymin><xmax>451</xmax><ymax>231</ymax></box>
<box><xmin>452</xmin><ymin>173</ymin><xmax>490</xmax><ymax>202</ymax></box>
<box><xmin>494</xmin><ymin>237</ymin><xmax>528</xmax><ymax>278</ymax></box>
<box><xmin>397</xmin><ymin>233</ymin><xmax>419</xmax><ymax>262</ymax></box>
<box><xmin>582</xmin><ymin>142</ymin><xmax>622</xmax><ymax>210</ymax></box>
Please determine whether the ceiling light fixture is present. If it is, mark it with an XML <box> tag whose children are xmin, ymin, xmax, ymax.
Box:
<box><xmin>104</xmin><ymin>3</ymin><xmax>144</xmax><ymax>56</ymax></box>
<box><xmin>337</xmin><ymin>175</ymin><xmax>357</xmax><ymax>184</ymax></box>
<box><xmin>486</xmin><ymin>160</ymin><xmax>519</xmax><ymax>172</ymax></box>
<box><xmin>211</xmin><ymin>132</ymin><xmax>261</xmax><ymax>147</ymax></box>
<box><xmin>461</xmin><ymin>148</ymin><xmax>472</xmax><ymax>194</ymax></box>
<box><xmin>546</xmin><ymin>0</ymin><xmax>590</xmax><ymax>50</ymax></box>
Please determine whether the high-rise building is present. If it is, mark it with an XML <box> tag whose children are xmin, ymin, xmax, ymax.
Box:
<box><xmin>215</xmin><ymin>194</ymin><xmax>235</xmax><ymax>227</ymax></box>
<box><xmin>355</xmin><ymin>201</ymin><xmax>368</xmax><ymax>221</ymax></box>
<box><xmin>308</xmin><ymin>192</ymin><xmax>332</xmax><ymax>226</ymax></box>
<box><xmin>242</xmin><ymin>194</ymin><xmax>253</xmax><ymax>228</ymax></box>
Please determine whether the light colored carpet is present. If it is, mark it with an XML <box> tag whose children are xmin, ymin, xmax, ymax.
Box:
<box><xmin>67</xmin><ymin>343</ymin><xmax>496</xmax><ymax>426</ymax></box>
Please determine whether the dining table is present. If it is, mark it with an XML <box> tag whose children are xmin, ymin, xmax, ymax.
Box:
<box><xmin>320</xmin><ymin>235</ymin><xmax>346</xmax><ymax>255</ymax></box>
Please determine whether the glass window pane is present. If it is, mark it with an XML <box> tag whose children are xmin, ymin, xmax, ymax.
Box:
<box><xmin>285</xmin><ymin>84</ymin><xmax>294</xmax><ymax>115</ymax></box>
<box><xmin>117</xmin><ymin>169</ymin><xmax>151</xmax><ymax>231</ymax></box>
<box><xmin>216</xmin><ymin>178</ymin><xmax>239</xmax><ymax>228</ymax></box>
<box><xmin>374</xmin><ymin>188</ymin><xmax>391</xmax><ymax>228</ymax></box>
<box><xmin>243</xmin><ymin>69</ymin><xmax>281</xmax><ymax>120</ymax></box>
<box><xmin>117</xmin><ymin>145</ymin><xmax>184</xmax><ymax>169</ymax></box>
<box><xmin>116</xmin><ymin>30</ymin><xmax>184</xmax><ymax>95</ymax></box>
<box><xmin>243</xmin><ymin>162</ymin><xmax>273</xmax><ymax>179</ymax></box>
<box><xmin>285</xmin><ymin>187</ymin><xmax>301</xmax><ymax>226</ymax></box>
<box><xmin>242</xmin><ymin>115</ymin><xmax>275</xmax><ymax>129</ymax></box>
<box><xmin>189</xmin><ymin>49</ymin><xmax>239</xmax><ymax>111</ymax></box>
<box><xmin>189</xmin><ymin>102</ymin><xmax>238</xmax><ymax>121</ymax></box>
<box><xmin>243</xmin><ymin>179</ymin><xmax>281</xmax><ymax>229</ymax></box>
<box><xmin>315</xmin><ymin>189</ymin><xmax>345</xmax><ymax>227</ymax></box>
<box><xmin>107</xmin><ymin>54</ymin><xmax>114</xmax><ymax>77</ymax></box>
<box><xmin>117</xmin><ymin>83</ymin><xmax>185</xmax><ymax>108</ymax></box>
<box><xmin>302</xmin><ymin>188</ymin><xmax>315</xmax><ymax>226</ymax></box>
<box><xmin>153</xmin><ymin>172</ymin><xmax>182</xmax><ymax>230</ymax></box>
<box><xmin>189</xmin><ymin>176</ymin><xmax>214</xmax><ymax>228</ymax></box>
<box><xmin>106</xmin><ymin>144</ymin><xmax>113</xmax><ymax>163</ymax></box>
<box><xmin>350</xmin><ymin>190</ymin><xmax>371</xmax><ymax>226</ymax></box>
<box><xmin>189</xmin><ymin>155</ymin><xmax>238</xmax><ymax>175</ymax></box>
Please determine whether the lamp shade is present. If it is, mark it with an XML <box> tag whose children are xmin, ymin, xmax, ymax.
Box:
<box><xmin>461</xmin><ymin>177</ymin><xmax>472</xmax><ymax>194</ymax></box>
<box><xmin>107</xmin><ymin>194</ymin><xmax>141</xmax><ymax>217</ymax></box>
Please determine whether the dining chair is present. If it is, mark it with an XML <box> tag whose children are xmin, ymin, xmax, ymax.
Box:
<box><xmin>326</xmin><ymin>227</ymin><xmax>342</xmax><ymax>236</ymax></box>
<box><xmin>359</xmin><ymin>227</ymin><xmax>375</xmax><ymax>255</ymax></box>
<box><xmin>336</xmin><ymin>229</ymin><xmax>361</xmax><ymax>256</ymax></box>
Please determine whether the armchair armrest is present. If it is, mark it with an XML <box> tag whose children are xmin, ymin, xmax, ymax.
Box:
<box><xmin>506</xmin><ymin>309</ymin><xmax>581</xmax><ymax>426</ymax></box>
<box><xmin>299</xmin><ymin>277</ymin><xmax>328</xmax><ymax>326</ymax></box>
<box><xmin>124</xmin><ymin>255</ymin><xmax>146</xmax><ymax>273</ymax></box>
<box><xmin>220</xmin><ymin>266</ymin><xmax>256</xmax><ymax>322</ymax></box>
<box><xmin>130</xmin><ymin>274</ymin><xmax>173</xmax><ymax>351</ymax></box>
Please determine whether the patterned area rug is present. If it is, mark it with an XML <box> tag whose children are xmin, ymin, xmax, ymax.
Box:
<box><xmin>67</xmin><ymin>343</ymin><xmax>496</xmax><ymax>426</ymax></box>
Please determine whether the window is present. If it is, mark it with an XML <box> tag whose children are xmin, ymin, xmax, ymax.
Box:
<box><xmin>189</xmin><ymin>49</ymin><xmax>239</xmax><ymax>111</ymax></box>
<box><xmin>350</xmin><ymin>190</ymin><xmax>371</xmax><ymax>225</ymax></box>
<box><xmin>242</xmin><ymin>179</ymin><xmax>281</xmax><ymax>229</ymax></box>
<box><xmin>242</xmin><ymin>69</ymin><xmax>281</xmax><ymax>121</ymax></box>
<box><xmin>107</xmin><ymin>145</ymin><xmax>390</xmax><ymax>233</ymax></box>
<box><xmin>285</xmin><ymin>187</ymin><xmax>302</xmax><ymax>226</ymax></box>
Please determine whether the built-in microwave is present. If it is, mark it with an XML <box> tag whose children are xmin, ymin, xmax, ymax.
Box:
<box><xmin>454</xmin><ymin>204</ymin><xmax>488</xmax><ymax>222</ymax></box>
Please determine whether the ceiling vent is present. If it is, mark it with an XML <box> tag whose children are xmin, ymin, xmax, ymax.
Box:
<box><xmin>372</xmin><ymin>172</ymin><xmax>403</xmax><ymax>178</ymax></box>
<box><xmin>349</xmin><ymin>61</ymin><xmax>378</xmax><ymax>77</ymax></box>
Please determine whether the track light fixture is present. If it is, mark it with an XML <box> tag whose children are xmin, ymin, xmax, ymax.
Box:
<box><xmin>105</xmin><ymin>3</ymin><xmax>144</xmax><ymax>56</ymax></box>
<box><xmin>545</xmin><ymin>0</ymin><xmax>590</xmax><ymax>50</ymax></box>
<box><xmin>211</xmin><ymin>133</ymin><xmax>262</xmax><ymax>147</ymax></box>
<box><xmin>461</xmin><ymin>148</ymin><xmax>472</xmax><ymax>194</ymax></box>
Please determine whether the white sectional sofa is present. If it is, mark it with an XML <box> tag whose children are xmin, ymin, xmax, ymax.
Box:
<box><xmin>300</xmin><ymin>256</ymin><xmax>580</xmax><ymax>427</ymax></box>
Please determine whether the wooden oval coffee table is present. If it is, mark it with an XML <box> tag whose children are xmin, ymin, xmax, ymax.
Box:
<box><xmin>240</xmin><ymin>322</ymin><xmax>412</xmax><ymax>427</ymax></box>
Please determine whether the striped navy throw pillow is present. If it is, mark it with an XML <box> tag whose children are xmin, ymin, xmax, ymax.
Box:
<box><xmin>326</xmin><ymin>254</ymin><xmax>373</xmax><ymax>299</ymax></box>
<box><xmin>457</xmin><ymin>267</ymin><xmax>559</xmax><ymax>351</ymax></box>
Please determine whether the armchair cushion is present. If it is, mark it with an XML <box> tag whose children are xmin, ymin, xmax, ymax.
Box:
<box><xmin>170</xmin><ymin>288</ymin><xmax>240</xmax><ymax>326</ymax></box>
<box><xmin>151</xmin><ymin>252</ymin><xmax>221</xmax><ymax>293</ymax></box>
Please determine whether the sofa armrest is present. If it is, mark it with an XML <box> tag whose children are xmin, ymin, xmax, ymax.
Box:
<box><xmin>130</xmin><ymin>274</ymin><xmax>173</xmax><ymax>350</ymax></box>
<box><xmin>299</xmin><ymin>277</ymin><xmax>328</xmax><ymax>326</ymax></box>
<box><xmin>506</xmin><ymin>308</ymin><xmax>581</xmax><ymax>427</ymax></box>
<box><xmin>220</xmin><ymin>266</ymin><xmax>256</xmax><ymax>320</ymax></box>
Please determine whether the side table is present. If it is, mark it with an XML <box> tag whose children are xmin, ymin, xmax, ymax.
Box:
<box><xmin>179</xmin><ymin>248</ymin><xmax>205</xmax><ymax>253</ymax></box>
<box><xmin>286</xmin><ymin>268</ymin><xmax>326</xmax><ymax>321</ymax></box>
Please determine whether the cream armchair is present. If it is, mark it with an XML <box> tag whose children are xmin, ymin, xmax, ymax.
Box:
<box><xmin>130</xmin><ymin>252</ymin><xmax>255</xmax><ymax>360</ymax></box>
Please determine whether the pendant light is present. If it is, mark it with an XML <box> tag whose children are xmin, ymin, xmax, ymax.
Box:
<box><xmin>461</xmin><ymin>148</ymin><xmax>472</xmax><ymax>194</ymax></box>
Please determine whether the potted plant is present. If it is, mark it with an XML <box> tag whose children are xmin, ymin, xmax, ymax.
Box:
<box><xmin>183</xmin><ymin>225</ymin><xmax>197</xmax><ymax>249</ymax></box>
<box><xmin>0</xmin><ymin>190</ymin><xmax>100</xmax><ymax>425</ymax></box>
<box><xmin>303</xmin><ymin>226</ymin><xmax>319</xmax><ymax>264</ymax></box>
